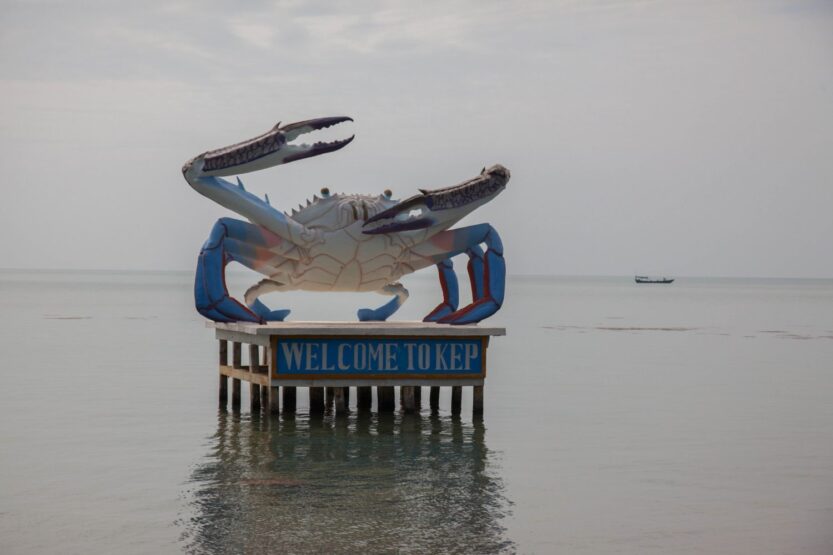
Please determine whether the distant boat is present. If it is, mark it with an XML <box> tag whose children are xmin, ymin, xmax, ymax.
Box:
<box><xmin>635</xmin><ymin>275</ymin><xmax>674</xmax><ymax>284</ymax></box>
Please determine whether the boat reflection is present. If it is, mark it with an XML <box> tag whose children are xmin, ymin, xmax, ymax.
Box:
<box><xmin>181</xmin><ymin>411</ymin><xmax>513</xmax><ymax>554</ymax></box>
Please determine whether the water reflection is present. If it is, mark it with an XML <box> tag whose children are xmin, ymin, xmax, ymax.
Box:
<box><xmin>181</xmin><ymin>411</ymin><xmax>513</xmax><ymax>554</ymax></box>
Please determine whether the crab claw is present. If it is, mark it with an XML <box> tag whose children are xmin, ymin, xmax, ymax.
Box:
<box><xmin>362</xmin><ymin>165</ymin><xmax>510</xmax><ymax>235</ymax></box>
<box><xmin>197</xmin><ymin>116</ymin><xmax>354</xmax><ymax>177</ymax></box>
<box><xmin>361</xmin><ymin>194</ymin><xmax>436</xmax><ymax>234</ymax></box>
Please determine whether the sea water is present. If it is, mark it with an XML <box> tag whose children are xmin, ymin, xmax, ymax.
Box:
<box><xmin>0</xmin><ymin>270</ymin><xmax>831</xmax><ymax>554</ymax></box>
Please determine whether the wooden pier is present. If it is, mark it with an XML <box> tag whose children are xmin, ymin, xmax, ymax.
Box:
<box><xmin>210</xmin><ymin>321</ymin><xmax>505</xmax><ymax>417</ymax></box>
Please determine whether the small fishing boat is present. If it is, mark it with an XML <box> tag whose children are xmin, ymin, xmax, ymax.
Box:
<box><xmin>635</xmin><ymin>275</ymin><xmax>674</xmax><ymax>284</ymax></box>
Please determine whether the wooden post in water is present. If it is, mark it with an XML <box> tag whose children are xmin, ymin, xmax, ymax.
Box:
<box><xmin>219</xmin><ymin>374</ymin><xmax>228</xmax><ymax>408</ymax></box>
<box><xmin>250</xmin><ymin>384</ymin><xmax>261</xmax><ymax>411</ymax></box>
<box><xmin>249</xmin><ymin>344</ymin><xmax>261</xmax><ymax>412</ymax></box>
<box><xmin>473</xmin><ymin>385</ymin><xmax>484</xmax><ymax>416</ymax></box>
<box><xmin>219</xmin><ymin>340</ymin><xmax>228</xmax><ymax>408</ymax></box>
<box><xmin>266</xmin><ymin>385</ymin><xmax>278</xmax><ymax>414</ymax></box>
<box><xmin>450</xmin><ymin>385</ymin><xmax>462</xmax><ymax>415</ymax></box>
<box><xmin>402</xmin><ymin>386</ymin><xmax>416</xmax><ymax>414</ymax></box>
<box><xmin>231</xmin><ymin>341</ymin><xmax>242</xmax><ymax>410</ymax></box>
<box><xmin>231</xmin><ymin>376</ymin><xmax>241</xmax><ymax>410</ymax></box>
<box><xmin>357</xmin><ymin>387</ymin><xmax>372</xmax><ymax>411</ymax></box>
<box><xmin>309</xmin><ymin>387</ymin><xmax>325</xmax><ymax>414</ymax></box>
<box><xmin>232</xmin><ymin>342</ymin><xmax>242</xmax><ymax>368</ymax></box>
<box><xmin>414</xmin><ymin>386</ymin><xmax>422</xmax><ymax>409</ymax></box>
<box><xmin>219</xmin><ymin>339</ymin><xmax>228</xmax><ymax>365</ymax></box>
<box><xmin>282</xmin><ymin>386</ymin><xmax>297</xmax><ymax>414</ymax></box>
<box><xmin>266</xmin><ymin>341</ymin><xmax>280</xmax><ymax>414</ymax></box>
<box><xmin>334</xmin><ymin>387</ymin><xmax>347</xmax><ymax>415</ymax></box>
<box><xmin>429</xmin><ymin>386</ymin><xmax>440</xmax><ymax>412</ymax></box>
<box><xmin>378</xmin><ymin>386</ymin><xmax>395</xmax><ymax>412</ymax></box>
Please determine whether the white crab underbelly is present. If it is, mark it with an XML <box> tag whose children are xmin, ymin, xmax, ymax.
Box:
<box><xmin>279</xmin><ymin>252</ymin><xmax>404</xmax><ymax>292</ymax></box>
<box><xmin>263</xmin><ymin>228</ymin><xmax>408</xmax><ymax>292</ymax></box>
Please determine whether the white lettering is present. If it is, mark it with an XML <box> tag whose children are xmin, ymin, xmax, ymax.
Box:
<box><xmin>464</xmin><ymin>343</ymin><xmax>478</xmax><ymax>371</ymax></box>
<box><xmin>321</xmin><ymin>343</ymin><xmax>335</xmax><ymax>371</ymax></box>
<box><xmin>418</xmin><ymin>344</ymin><xmax>430</xmax><ymax>370</ymax></box>
<box><xmin>405</xmin><ymin>343</ymin><xmax>417</xmax><ymax>370</ymax></box>
<box><xmin>281</xmin><ymin>343</ymin><xmax>304</xmax><ymax>370</ymax></box>
<box><xmin>304</xmin><ymin>343</ymin><xmax>319</xmax><ymax>370</ymax></box>
<box><xmin>385</xmin><ymin>343</ymin><xmax>398</xmax><ymax>371</ymax></box>
<box><xmin>450</xmin><ymin>343</ymin><xmax>462</xmax><ymax>370</ymax></box>
<box><xmin>337</xmin><ymin>344</ymin><xmax>350</xmax><ymax>370</ymax></box>
<box><xmin>353</xmin><ymin>343</ymin><xmax>367</xmax><ymax>369</ymax></box>
<box><xmin>368</xmin><ymin>343</ymin><xmax>384</xmax><ymax>369</ymax></box>
<box><xmin>435</xmin><ymin>343</ymin><xmax>449</xmax><ymax>370</ymax></box>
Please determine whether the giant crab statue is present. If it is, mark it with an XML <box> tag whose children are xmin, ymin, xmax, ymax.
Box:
<box><xmin>182</xmin><ymin>117</ymin><xmax>509</xmax><ymax>325</ymax></box>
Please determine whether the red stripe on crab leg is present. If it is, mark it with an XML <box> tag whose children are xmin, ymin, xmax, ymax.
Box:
<box><xmin>423</xmin><ymin>259</ymin><xmax>459</xmax><ymax>322</ymax></box>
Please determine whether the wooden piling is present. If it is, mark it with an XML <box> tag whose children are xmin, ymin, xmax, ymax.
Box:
<box><xmin>451</xmin><ymin>385</ymin><xmax>462</xmax><ymax>415</ymax></box>
<box><xmin>357</xmin><ymin>386</ymin><xmax>372</xmax><ymax>411</ymax></box>
<box><xmin>249</xmin><ymin>345</ymin><xmax>260</xmax><ymax>414</ymax></box>
<box><xmin>414</xmin><ymin>386</ymin><xmax>422</xmax><ymax>409</ymax></box>
<box><xmin>402</xmin><ymin>386</ymin><xmax>416</xmax><ymax>414</ymax></box>
<box><xmin>334</xmin><ymin>387</ymin><xmax>347</xmax><ymax>415</ymax></box>
<box><xmin>249</xmin><ymin>344</ymin><xmax>261</xmax><ymax>412</ymax></box>
<box><xmin>250</xmin><ymin>383</ymin><xmax>261</xmax><ymax>412</ymax></box>
<box><xmin>473</xmin><ymin>385</ymin><xmax>484</xmax><ymax>416</ymax></box>
<box><xmin>249</xmin><ymin>344</ymin><xmax>260</xmax><ymax>373</ymax></box>
<box><xmin>260</xmin><ymin>384</ymin><xmax>269</xmax><ymax>411</ymax></box>
<box><xmin>266</xmin><ymin>341</ymin><xmax>279</xmax><ymax>415</ymax></box>
<box><xmin>268</xmin><ymin>386</ymin><xmax>280</xmax><ymax>414</ymax></box>
<box><xmin>309</xmin><ymin>387</ymin><xmax>325</xmax><ymax>414</ymax></box>
<box><xmin>429</xmin><ymin>386</ymin><xmax>440</xmax><ymax>411</ymax></box>
<box><xmin>378</xmin><ymin>386</ymin><xmax>395</xmax><ymax>412</ymax></box>
<box><xmin>219</xmin><ymin>340</ymin><xmax>229</xmax><ymax>407</ymax></box>
<box><xmin>232</xmin><ymin>378</ymin><xmax>241</xmax><ymax>410</ymax></box>
<box><xmin>232</xmin><ymin>342</ymin><xmax>242</xmax><ymax>369</ymax></box>
<box><xmin>282</xmin><ymin>386</ymin><xmax>297</xmax><ymax>414</ymax></box>
<box><xmin>219</xmin><ymin>339</ymin><xmax>228</xmax><ymax>365</ymax></box>
<box><xmin>219</xmin><ymin>373</ymin><xmax>228</xmax><ymax>408</ymax></box>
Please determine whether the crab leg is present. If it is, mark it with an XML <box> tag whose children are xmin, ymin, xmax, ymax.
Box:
<box><xmin>357</xmin><ymin>283</ymin><xmax>409</xmax><ymax>322</ymax></box>
<box><xmin>407</xmin><ymin>224</ymin><xmax>504</xmax><ymax>325</ymax></box>
<box><xmin>194</xmin><ymin>218</ymin><xmax>296</xmax><ymax>323</ymax></box>
<box><xmin>423</xmin><ymin>259</ymin><xmax>459</xmax><ymax>322</ymax></box>
<box><xmin>242</xmin><ymin>279</ymin><xmax>295</xmax><ymax>322</ymax></box>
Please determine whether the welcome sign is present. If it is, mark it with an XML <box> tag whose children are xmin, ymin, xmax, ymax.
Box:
<box><xmin>273</xmin><ymin>337</ymin><xmax>486</xmax><ymax>377</ymax></box>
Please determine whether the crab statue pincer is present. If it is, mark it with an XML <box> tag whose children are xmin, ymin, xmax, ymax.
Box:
<box><xmin>182</xmin><ymin>117</ymin><xmax>509</xmax><ymax>325</ymax></box>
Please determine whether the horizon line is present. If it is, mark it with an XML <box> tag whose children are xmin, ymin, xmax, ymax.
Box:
<box><xmin>0</xmin><ymin>267</ymin><xmax>830</xmax><ymax>281</ymax></box>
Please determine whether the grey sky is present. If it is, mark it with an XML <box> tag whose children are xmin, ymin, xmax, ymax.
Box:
<box><xmin>1</xmin><ymin>0</ymin><xmax>831</xmax><ymax>277</ymax></box>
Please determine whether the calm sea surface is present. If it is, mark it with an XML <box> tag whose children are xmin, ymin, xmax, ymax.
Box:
<box><xmin>1</xmin><ymin>270</ymin><xmax>832</xmax><ymax>554</ymax></box>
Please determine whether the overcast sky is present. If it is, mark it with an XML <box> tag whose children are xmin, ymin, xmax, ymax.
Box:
<box><xmin>1</xmin><ymin>0</ymin><xmax>831</xmax><ymax>277</ymax></box>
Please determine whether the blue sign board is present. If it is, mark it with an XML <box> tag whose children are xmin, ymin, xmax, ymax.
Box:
<box><xmin>274</xmin><ymin>337</ymin><xmax>484</xmax><ymax>377</ymax></box>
